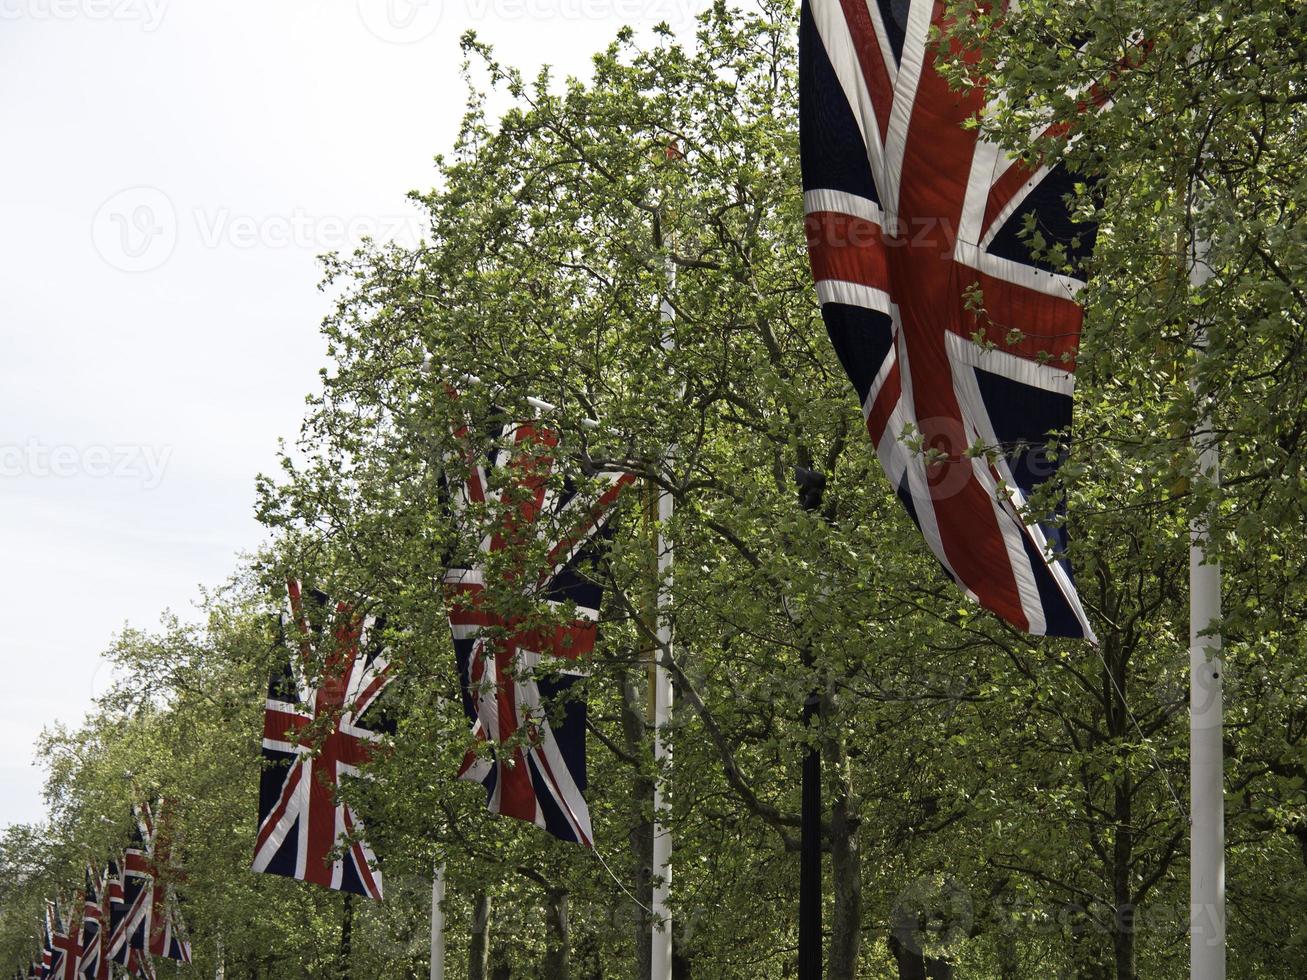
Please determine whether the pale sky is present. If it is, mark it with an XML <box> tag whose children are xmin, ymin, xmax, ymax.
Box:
<box><xmin>0</xmin><ymin>0</ymin><xmax>707</xmax><ymax>827</ymax></box>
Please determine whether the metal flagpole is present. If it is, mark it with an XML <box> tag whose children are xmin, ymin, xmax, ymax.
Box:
<box><xmin>1188</xmin><ymin>231</ymin><xmax>1225</xmax><ymax>979</ymax></box>
<box><xmin>429</xmin><ymin>864</ymin><xmax>446</xmax><ymax>980</ymax></box>
<box><xmin>650</xmin><ymin>259</ymin><xmax>676</xmax><ymax>980</ymax></box>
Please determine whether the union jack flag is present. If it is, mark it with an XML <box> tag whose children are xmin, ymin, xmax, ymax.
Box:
<box><xmin>443</xmin><ymin>404</ymin><xmax>635</xmax><ymax>846</ymax></box>
<box><xmin>136</xmin><ymin>803</ymin><xmax>191</xmax><ymax>963</ymax></box>
<box><xmin>47</xmin><ymin>898</ymin><xmax>80</xmax><ymax>980</ymax></box>
<box><xmin>39</xmin><ymin>903</ymin><xmax>54</xmax><ymax>979</ymax></box>
<box><xmin>76</xmin><ymin>868</ymin><xmax>101</xmax><ymax>980</ymax></box>
<box><xmin>800</xmin><ymin>0</ymin><xmax>1099</xmax><ymax>638</ymax></box>
<box><xmin>253</xmin><ymin>580</ymin><xmax>393</xmax><ymax>899</ymax></box>
<box><xmin>124</xmin><ymin>950</ymin><xmax>154</xmax><ymax>980</ymax></box>
<box><xmin>110</xmin><ymin>813</ymin><xmax>150</xmax><ymax>967</ymax></box>
<box><xmin>100</xmin><ymin>859</ymin><xmax>126</xmax><ymax>974</ymax></box>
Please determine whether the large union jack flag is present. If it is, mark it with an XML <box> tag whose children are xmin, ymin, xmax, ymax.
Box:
<box><xmin>253</xmin><ymin>580</ymin><xmax>393</xmax><ymax>899</ymax></box>
<box><xmin>443</xmin><ymin>403</ymin><xmax>635</xmax><ymax>846</ymax></box>
<box><xmin>800</xmin><ymin>0</ymin><xmax>1098</xmax><ymax>638</ymax></box>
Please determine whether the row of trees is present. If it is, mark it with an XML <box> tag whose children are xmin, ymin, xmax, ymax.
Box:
<box><xmin>3</xmin><ymin>1</ymin><xmax>1305</xmax><ymax>976</ymax></box>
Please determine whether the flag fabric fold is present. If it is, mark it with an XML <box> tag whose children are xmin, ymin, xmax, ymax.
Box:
<box><xmin>799</xmin><ymin>0</ymin><xmax>1097</xmax><ymax>639</ymax></box>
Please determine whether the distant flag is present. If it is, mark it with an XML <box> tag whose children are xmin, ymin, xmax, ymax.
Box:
<box><xmin>112</xmin><ymin>817</ymin><xmax>151</xmax><ymax>966</ymax></box>
<box><xmin>76</xmin><ymin>869</ymin><xmax>101</xmax><ymax>980</ymax></box>
<box><xmin>252</xmin><ymin>580</ymin><xmax>393</xmax><ymax>899</ymax></box>
<box><xmin>48</xmin><ymin>898</ymin><xmax>82</xmax><ymax>980</ymax></box>
<box><xmin>443</xmin><ymin>399</ymin><xmax>635</xmax><ymax>845</ymax></box>
<box><xmin>101</xmin><ymin>859</ymin><xmax>128</xmax><ymax>973</ymax></box>
<box><xmin>136</xmin><ymin>803</ymin><xmax>191</xmax><ymax>963</ymax></box>
<box><xmin>39</xmin><ymin>904</ymin><xmax>53</xmax><ymax>979</ymax></box>
<box><xmin>125</xmin><ymin>949</ymin><xmax>155</xmax><ymax>980</ymax></box>
<box><xmin>799</xmin><ymin>0</ymin><xmax>1100</xmax><ymax>638</ymax></box>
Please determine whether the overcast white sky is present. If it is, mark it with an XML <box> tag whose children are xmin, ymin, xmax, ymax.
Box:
<box><xmin>0</xmin><ymin>0</ymin><xmax>707</xmax><ymax>827</ymax></box>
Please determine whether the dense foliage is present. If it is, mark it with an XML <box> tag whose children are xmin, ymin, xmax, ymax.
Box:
<box><xmin>3</xmin><ymin>1</ymin><xmax>1304</xmax><ymax>977</ymax></box>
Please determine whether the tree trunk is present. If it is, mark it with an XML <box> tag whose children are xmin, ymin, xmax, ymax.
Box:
<box><xmin>619</xmin><ymin>666</ymin><xmax>654</xmax><ymax>980</ymax></box>
<box><xmin>888</xmin><ymin>934</ymin><xmax>927</xmax><ymax>980</ymax></box>
<box><xmin>888</xmin><ymin>927</ymin><xmax>954</xmax><ymax>979</ymax></box>
<box><xmin>824</xmin><ymin>696</ymin><xmax>861</xmax><ymax>979</ymax></box>
<box><xmin>1107</xmin><ymin>652</ymin><xmax>1137</xmax><ymax>980</ymax></box>
<box><xmin>672</xmin><ymin>940</ymin><xmax>693</xmax><ymax>980</ymax></box>
<box><xmin>996</xmin><ymin>927</ymin><xmax>1020</xmax><ymax>980</ymax></box>
<box><xmin>469</xmin><ymin>892</ymin><xmax>492</xmax><ymax>980</ymax></box>
<box><xmin>544</xmin><ymin>889</ymin><xmax>570</xmax><ymax>980</ymax></box>
<box><xmin>1069</xmin><ymin>915</ymin><xmax>1112</xmax><ymax>980</ymax></box>
<box><xmin>339</xmin><ymin>892</ymin><xmax>353</xmax><ymax>980</ymax></box>
<box><xmin>576</xmin><ymin>928</ymin><xmax>602</xmax><ymax>980</ymax></box>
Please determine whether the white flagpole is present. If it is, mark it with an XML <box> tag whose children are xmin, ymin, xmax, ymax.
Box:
<box><xmin>650</xmin><ymin>263</ymin><xmax>675</xmax><ymax>980</ymax></box>
<box><xmin>429</xmin><ymin>863</ymin><xmax>446</xmax><ymax>980</ymax></box>
<box><xmin>1189</xmin><ymin>232</ymin><xmax>1224</xmax><ymax>980</ymax></box>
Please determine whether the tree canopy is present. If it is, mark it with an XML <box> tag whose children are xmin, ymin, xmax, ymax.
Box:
<box><xmin>3</xmin><ymin>2</ymin><xmax>1305</xmax><ymax>978</ymax></box>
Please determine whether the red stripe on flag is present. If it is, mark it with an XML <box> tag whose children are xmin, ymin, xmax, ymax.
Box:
<box><xmin>960</xmin><ymin>270</ymin><xmax>1083</xmax><ymax>368</ymax></box>
<box><xmin>805</xmin><ymin>211</ymin><xmax>891</xmax><ymax>294</ymax></box>
<box><xmin>263</xmin><ymin>708</ymin><xmax>310</xmax><ymax>744</ymax></box>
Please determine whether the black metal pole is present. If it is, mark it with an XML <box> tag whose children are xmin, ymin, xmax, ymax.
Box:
<box><xmin>339</xmin><ymin>892</ymin><xmax>353</xmax><ymax>980</ymax></box>
<box><xmin>795</xmin><ymin>467</ymin><xmax>826</xmax><ymax>980</ymax></box>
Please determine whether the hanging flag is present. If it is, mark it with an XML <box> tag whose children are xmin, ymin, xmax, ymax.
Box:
<box><xmin>101</xmin><ymin>859</ymin><xmax>127</xmax><ymax>974</ymax></box>
<box><xmin>125</xmin><ymin>949</ymin><xmax>155</xmax><ymax>980</ymax></box>
<box><xmin>253</xmin><ymin>580</ymin><xmax>393</xmax><ymax>899</ymax></box>
<box><xmin>76</xmin><ymin>868</ymin><xmax>101</xmax><ymax>980</ymax></box>
<box><xmin>800</xmin><ymin>0</ymin><xmax>1100</xmax><ymax>638</ymax></box>
<box><xmin>135</xmin><ymin>803</ymin><xmax>192</xmax><ymax>963</ymax></box>
<box><xmin>39</xmin><ymin>903</ymin><xmax>54</xmax><ymax>979</ymax></box>
<box><xmin>47</xmin><ymin>898</ymin><xmax>81</xmax><ymax>980</ymax></box>
<box><xmin>112</xmin><ymin>812</ymin><xmax>152</xmax><ymax>967</ymax></box>
<box><xmin>443</xmin><ymin>401</ymin><xmax>635</xmax><ymax>845</ymax></box>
